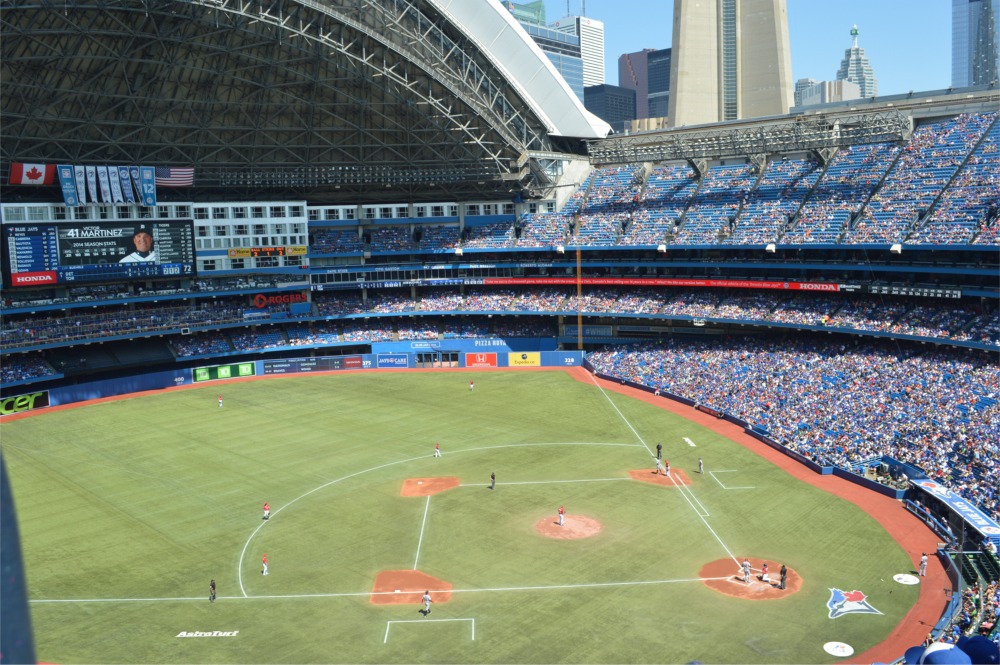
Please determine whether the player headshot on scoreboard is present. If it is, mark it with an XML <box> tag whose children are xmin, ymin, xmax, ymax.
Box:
<box><xmin>119</xmin><ymin>225</ymin><xmax>157</xmax><ymax>263</ymax></box>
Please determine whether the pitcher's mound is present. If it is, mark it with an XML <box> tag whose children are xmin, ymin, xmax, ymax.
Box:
<box><xmin>628</xmin><ymin>468</ymin><xmax>692</xmax><ymax>486</ymax></box>
<box><xmin>401</xmin><ymin>477</ymin><xmax>461</xmax><ymax>496</ymax></box>
<box><xmin>534</xmin><ymin>514</ymin><xmax>603</xmax><ymax>539</ymax></box>
<box><xmin>699</xmin><ymin>558</ymin><xmax>801</xmax><ymax>599</ymax></box>
<box><xmin>370</xmin><ymin>570</ymin><xmax>453</xmax><ymax>605</ymax></box>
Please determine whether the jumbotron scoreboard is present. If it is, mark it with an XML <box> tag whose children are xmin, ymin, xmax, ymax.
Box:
<box><xmin>2</xmin><ymin>220</ymin><xmax>195</xmax><ymax>287</ymax></box>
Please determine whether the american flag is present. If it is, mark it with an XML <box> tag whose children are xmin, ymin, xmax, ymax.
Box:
<box><xmin>154</xmin><ymin>166</ymin><xmax>194</xmax><ymax>187</ymax></box>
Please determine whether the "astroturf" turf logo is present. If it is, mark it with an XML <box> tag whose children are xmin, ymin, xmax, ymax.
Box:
<box><xmin>826</xmin><ymin>588</ymin><xmax>882</xmax><ymax>619</ymax></box>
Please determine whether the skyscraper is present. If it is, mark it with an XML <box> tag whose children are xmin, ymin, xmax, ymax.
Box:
<box><xmin>794</xmin><ymin>78</ymin><xmax>818</xmax><ymax>108</ymax></box>
<box><xmin>798</xmin><ymin>80</ymin><xmax>861</xmax><ymax>107</ymax></box>
<box><xmin>619</xmin><ymin>49</ymin><xmax>655</xmax><ymax>118</ymax></box>
<box><xmin>647</xmin><ymin>49</ymin><xmax>672</xmax><ymax>118</ymax></box>
<box><xmin>619</xmin><ymin>48</ymin><xmax>672</xmax><ymax>119</ymax></box>
<box><xmin>551</xmin><ymin>15</ymin><xmax>606</xmax><ymax>88</ymax></box>
<box><xmin>953</xmin><ymin>0</ymin><xmax>999</xmax><ymax>87</ymax></box>
<box><xmin>503</xmin><ymin>1</ymin><xmax>585</xmax><ymax>101</ymax></box>
<box><xmin>836</xmin><ymin>25</ymin><xmax>878</xmax><ymax>98</ymax></box>
<box><xmin>668</xmin><ymin>0</ymin><xmax>793</xmax><ymax>127</ymax></box>
<box><xmin>584</xmin><ymin>84</ymin><xmax>637</xmax><ymax>133</ymax></box>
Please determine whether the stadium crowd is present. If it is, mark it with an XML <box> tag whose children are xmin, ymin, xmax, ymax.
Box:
<box><xmin>0</xmin><ymin>354</ymin><xmax>58</xmax><ymax>384</ymax></box>
<box><xmin>289</xmin><ymin>112</ymin><xmax>999</xmax><ymax>254</ymax></box>
<box><xmin>848</xmin><ymin>113</ymin><xmax>996</xmax><ymax>244</ymax></box>
<box><xmin>4</xmin><ymin>288</ymin><xmax>998</xmax><ymax>354</ymax></box>
<box><xmin>586</xmin><ymin>338</ymin><xmax>1000</xmax><ymax>522</ymax></box>
<box><xmin>949</xmin><ymin>578</ymin><xmax>1000</xmax><ymax>643</ymax></box>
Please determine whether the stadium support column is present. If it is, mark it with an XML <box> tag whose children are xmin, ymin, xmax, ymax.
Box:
<box><xmin>576</xmin><ymin>248</ymin><xmax>583</xmax><ymax>350</ymax></box>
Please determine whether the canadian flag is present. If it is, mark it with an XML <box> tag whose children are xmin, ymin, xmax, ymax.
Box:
<box><xmin>9</xmin><ymin>163</ymin><xmax>56</xmax><ymax>185</ymax></box>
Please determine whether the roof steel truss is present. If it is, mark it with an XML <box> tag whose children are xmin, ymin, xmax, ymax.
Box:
<box><xmin>0</xmin><ymin>0</ymin><xmax>555</xmax><ymax>199</ymax></box>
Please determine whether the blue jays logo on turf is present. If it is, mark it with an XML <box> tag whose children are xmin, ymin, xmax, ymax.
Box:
<box><xmin>826</xmin><ymin>588</ymin><xmax>882</xmax><ymax>619</ymax></box>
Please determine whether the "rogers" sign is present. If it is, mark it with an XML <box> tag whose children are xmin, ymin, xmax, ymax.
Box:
<box><xmin>252</xmin><ymin>292</ymin><xmax>308</xmax><ymax>308</ymax></box>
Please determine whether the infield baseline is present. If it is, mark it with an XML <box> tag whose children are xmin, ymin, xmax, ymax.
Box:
<box><xmin>29</xmin><ymin>575</ymin><xmax>737</xmax><ymax>605</ymax></box>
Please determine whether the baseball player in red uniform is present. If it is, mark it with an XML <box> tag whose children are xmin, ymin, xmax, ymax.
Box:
<box><xmin>263</xmin><ymin>502</ymin><xmax>270</xmax><ymax>520</ymax></box>
<box><xmin>434</xmin><ymin>442</ymin><xmax>441</xmax><ymax>458</ymax></box>
<box><xmin>218</xmin><ymin>394</ymin><xmax>223</xmax><ymax>408</ymax></box>
<box><xmin>558</xmin><ymin>505</ymin><xmax>565</xmax><ymax>526</ymax></box>
<box><xmin>262</xmin><ymin>554</ymin><xmax>269</xmax><ymax>576</ymax></box>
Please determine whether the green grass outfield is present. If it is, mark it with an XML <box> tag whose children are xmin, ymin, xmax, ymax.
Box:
<box><xmin>2</xmin><ymin>369</ymin><xmax>919</xmax><ymax>664</ymax></box>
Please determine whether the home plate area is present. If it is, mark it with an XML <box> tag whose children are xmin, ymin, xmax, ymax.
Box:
<box><xmin>698</xmin><ymin>558</ymin><xmax>802</xmax><ymax>600</ymax></box>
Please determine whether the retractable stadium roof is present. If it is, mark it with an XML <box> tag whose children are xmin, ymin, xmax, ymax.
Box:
<box><xmin>0</xmin><ymin>0</ymin><xmax>610</xmax><ymax>204</ymax></box>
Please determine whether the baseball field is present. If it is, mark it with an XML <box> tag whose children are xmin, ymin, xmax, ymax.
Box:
<box><xmin>2</xmin><ymin>367</ymin><xmax>933</xmax><ymax>663</ymax></box>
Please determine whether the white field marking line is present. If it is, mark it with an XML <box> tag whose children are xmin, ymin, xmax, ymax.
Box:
<box><xmin>459</xmin><ymin>441</ymin><xmax>645</xmax><ymax>455</ymax></box>
<box><xmin>667</xmin><ymin>472</ymin><xmax>710</xmax><ymax>517</ymax></box>
<box><xmin>582</xmin><ymin>376</ymin><xmax>654</xmax><ymax>457</ymax></box>
<box><xmin>384</xmin><ymin>618</ymin><xmax>475</xmax><ymax>643</ymax></box>
<box><xmin>684</xmin><ymin>437</ymin><xmax>696</xmax><ymax>447</ymax></box>
<box><xmin>708</xmin><ymin>470</ymin><xmax>755</xmax><ymax>490</ymax></box>
<box><xmin>413</xmin><ymin>495</ymin><xmax>431</xmax><ymax>570</ymax></box>
<box><xmin>238</xmin><ymin>454</ymin><xmax>429</xmax><ymax>597</ymax></box>
<box><xmin>237</xmin><ymin>441</ymin><xmax>637</xmax><ymax>597</ymax></box>
<box><xmin>461</xmin><ymin>477</ymin><xmax>632</xmax><ymax>487</ymax></box>
<box><xmin>585</xmin><ymin>371</ymin><xmax>740</xmax><ymax>568</ymax></box>
<box><xmin>30</xmin><ymin>576</ymin><xmax>736</xmax><ymax>605</ymax></box>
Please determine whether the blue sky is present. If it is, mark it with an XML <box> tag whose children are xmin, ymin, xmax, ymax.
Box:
<box><xmin>542</xmin><ymin>0</ymin><xmax>952</xmax><ymax>96</ymax></box>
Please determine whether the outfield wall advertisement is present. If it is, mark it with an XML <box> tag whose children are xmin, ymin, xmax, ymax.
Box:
<box><xmin>376</xmin><ymin>353</ymin><xmax>409</xmax><ymax>369</ymax></box>
<box><xmin>508</xmin><ymin>352</ymin><xmax>541</xmax><ymax>367</ymax></box>
<box><xmin>465</xmin><ymin>352</ymin><xmax>497</xmax><ymax>367</ymax></box>
<box><xmin>0</xmin><ymin>390</ymin><xmax>50</xmax><ymax>416</ymax></box>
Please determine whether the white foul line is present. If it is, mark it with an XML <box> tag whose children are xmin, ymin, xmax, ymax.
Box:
<box><xmin>683</xmin><ymin>437</ymin><xmax>696</xmax><ymax>447</ymax></box>
<box><xmin>668</xmin><ymin>472</ymin><xmax>710</xmax><ymax>517</ymax></box>
<box><xmin>384</xmin><ymin>618</ymin><xmax>475</xmax><ymax>643</ymax></box>
<box><xmin>585</xmin><ymin>371</ymin><xmax>739</xmax><ymax>567</ymax></box>
<box><xmin>709</xmin><ymin>470</ymin><xmax>756</xmax><ymax>490</ymax></box>
<box><xmin>30</xmin><ymin>575</ymin><xmax>736</xmax><ymax>605</ymax></box>
<box><xmin>413</xmin><ymin>495</ymin><xmax>431</xmax><ymax>570</ymax></box>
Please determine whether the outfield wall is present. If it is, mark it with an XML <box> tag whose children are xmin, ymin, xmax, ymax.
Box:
<box><xmin>0</xmin><ymin>350</ymin><xmax>584</xmax><ymax>414</ymax></box>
